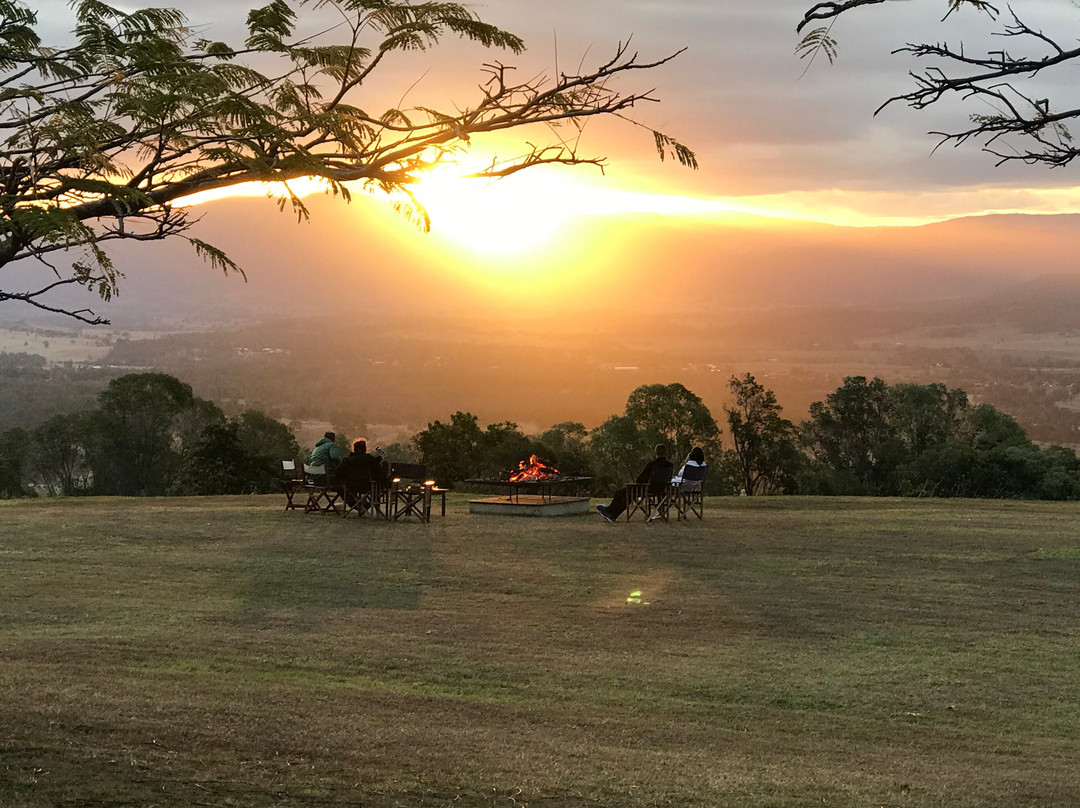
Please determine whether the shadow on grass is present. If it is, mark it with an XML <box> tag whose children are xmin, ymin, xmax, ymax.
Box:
<box><xmin>239</xmin><ymin>535</ymin><xmax>432</xmax><ymax>612</ymax></box>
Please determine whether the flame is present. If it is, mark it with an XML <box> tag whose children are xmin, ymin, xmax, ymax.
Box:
<box><xmin>508</xmin><ymin>454</ymin><xmax>559</xmax><ymax>482</ymax></box>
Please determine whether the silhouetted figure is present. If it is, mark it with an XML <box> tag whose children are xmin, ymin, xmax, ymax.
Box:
<box><xmin>334</xmin><ymin>438</ymin><xmax>389</xmax><ymax>505</ymax></box>
<box><xmin>597</xmin><ymin>443</ymin><xmax>674</xmax><ymax>522</ymax></box>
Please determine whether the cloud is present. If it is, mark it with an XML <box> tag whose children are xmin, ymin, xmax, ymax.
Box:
<box><xmin>26</xmin><ymin>0</ymin><xmax>1080</xmax><ymax>209</ymax></box>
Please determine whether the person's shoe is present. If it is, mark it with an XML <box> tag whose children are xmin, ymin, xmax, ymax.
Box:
<box><xmin>647</xmin><ymin>512</ymin><xmax>664</xmax><ymax>522</ymax></box>
<box><xmin>597</xmin><ymin>505</ymin><xmax>615</xmax><ymax>523</ymax></box>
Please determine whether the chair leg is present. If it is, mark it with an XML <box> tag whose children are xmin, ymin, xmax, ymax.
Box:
<box><xmin>323</xmin><ymin>488</ymin><xmax>343</xmax><ymax>514</ymax></box>
<box><xmin>624</xmin><ymin>484</ymin><xmax>649</xmax><ymax>520</ymax></box>
<box><xmin>283</xmin><ymin>487</ymin><xmax>300</xmax><ymax>511</ymax></box>
<box><xmin>648</xmin><ymin>493</ymin><xmax>671</xmax><ymax>522</ymax></box>
<box><xmin>392</xmin><ymin>488</ymin><xmax>431</xmax><ymax>522</ymax></box>
<box><xmin>343</xmin><ymin>486</ymin><xmax>368</xmax><ymax>518</ymax></box>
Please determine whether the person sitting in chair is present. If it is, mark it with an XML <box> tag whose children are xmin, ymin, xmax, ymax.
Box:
<box><xmin>672</xmin><ymin>446</ymin><xmax>707</xmax><ymax>492</ymax></box>
<box><xmin>309</xmin><ymin>431</ymin><xmax>341</xmax><ymax>473</ymax></box>
<box><xmin>333</xmin><ymin>438</ymin><xmax>388</xmax><ymax>508</ymax></box>
<box><xmin>597</xmin><ymin>443</ymin><xmax>674</xmax><ymax>522</ymax></box>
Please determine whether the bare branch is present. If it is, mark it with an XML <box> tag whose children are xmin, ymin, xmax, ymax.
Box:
<box><xmin>802</xmin><ymin>1</ymin><xmax>1080</xmax><ymax>170</ymax></box>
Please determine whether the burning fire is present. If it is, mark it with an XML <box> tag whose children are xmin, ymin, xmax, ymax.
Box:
<box><xmin>508</xmin><ymin>454</ymin><xmax>560</xmax><ymax>482</ymax></box>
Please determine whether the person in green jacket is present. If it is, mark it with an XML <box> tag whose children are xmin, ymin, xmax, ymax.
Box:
<box><xmin>309</xmin><ymin>431</ymin><xmax>341</xmax><ymax>472</ymax></box>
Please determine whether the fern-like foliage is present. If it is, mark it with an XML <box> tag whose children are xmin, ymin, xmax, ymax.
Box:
<box><xmin>653</xmin><ymin>132</ymin><xmax>698</xmax><ymax>169</ymax></box>
<box><xmin>796</xmin><ymin>27</ymin><xmax>838</xmax><ymax>64</ymax></box>
<box><xmin>188</xmin><ymin>238</ymin><xmax>244</xmax><ymax>278</ymax></box>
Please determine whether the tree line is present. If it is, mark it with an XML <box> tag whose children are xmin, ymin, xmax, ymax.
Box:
<box><xmin>3</xmin><ymin>371</ymin><xmax>1079</xmax><ymax>500</ymax></box>
<box><xmin>730</xmin><ymin>374</ymin><xmax>1080</xmax><ymax>499</ymax></box>
<box><xmin>0</xmin><ymin>372</ymin><xmax>298</xmax><ymax>498</ymax></box>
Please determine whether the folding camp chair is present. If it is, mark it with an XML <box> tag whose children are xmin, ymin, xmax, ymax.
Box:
<box><xmin>281</xmin><ymin>460</ymin><xmax>304</xmax><ymax>511</ymax></box>
<box><xmin>624</xmin><ymin>483</ymin><xmax>651</xmax><ymax>520</ymax></box>
<box><xmin>302</xmin><ymin>463</ymin><xmax>342</xmax><ymax>514</ymax></box>
<box><xmin>388</xmin><ymin>462</ymin><xmax>437</xmax><ymax>522</ymax></box>
<box><xmin>342</xmin><ymin>481</ymin><xmax>391</xmax><ymax>520</ymax></box>
<box><xmin>673</xmin><ymin>464</ymin><xmax>707</xmax><ymax>520</ymax></box>
<box><xmin>621</xmin><ymin>483</ymin><xmax>672</xmax><ymax>521</ymax></box>
<box><xmin>674</xmin><ymin>484</ymin><xmax>705</xmax><ymax>520</ymax></box>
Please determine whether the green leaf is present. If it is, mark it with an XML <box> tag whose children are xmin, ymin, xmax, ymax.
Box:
<box><xmin>246</xmin><ymin>0</ymin><xmax>295</xmax><ymax>50</ymax></box>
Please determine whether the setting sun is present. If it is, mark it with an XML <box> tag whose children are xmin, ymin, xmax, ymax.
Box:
<box><xmin>406</xmin><ymin>162</ymin><xmax>580</xmax><ymax>255</ymax></box>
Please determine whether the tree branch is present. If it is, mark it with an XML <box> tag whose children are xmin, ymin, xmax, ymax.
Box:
<box><xmin>0</xmin><ymin>0</ymin><xmax>693</xmax><ymax>323</ymax></box>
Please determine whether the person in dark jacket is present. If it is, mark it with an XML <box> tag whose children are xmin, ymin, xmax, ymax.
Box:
<box><xmin>333</xmin><ymin>438</ymin><xmax>389</xmax><ymax>505</ymax></box>
<box><xmin>597</xmin><ymin>444</ymin><xmax>674</xmax><ymax>522</ymax></box>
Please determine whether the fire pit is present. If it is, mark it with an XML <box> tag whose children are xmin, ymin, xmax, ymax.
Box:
<box><xmin>467</xmin><ymin>455</ymin><xmax>592</xmax><ymax>517</ymax></box>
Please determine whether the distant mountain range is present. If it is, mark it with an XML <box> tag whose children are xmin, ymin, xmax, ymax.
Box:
<box><xmin>6</xmin><ymin>203</ymin><xmax>1080</xmax><ymax>447</ymax></box>
<box><xmin>3</xmin><ymin>193</ymin><xmax>1080</xmax><ymax>332</ymax></box>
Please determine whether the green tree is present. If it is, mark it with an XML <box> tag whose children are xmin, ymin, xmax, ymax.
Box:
<box><xmin>725</xmin><ymin>373</ymin><xmax>803</xmax><ymax>495</ymax></box>
<box><xmin>483</xmin><ymin>421</ymin><xmax>535</xmax><ymax>478</ymax></box>
<box><xmin>0</xmin><ymin>426</ymin><xmax>29</xmax><ymax>497</ymax></box>
<box><xmin>537</xmin><ymin>421</ymin><xmax>591</xmax><ymax>477</ymax></box>
<box><xmin>964</xmin><ymin>403</ymin><xmax>1031</xmax><ymax>451</ymax></box>
<box><xmin>800</xmin><ymin>376</ymin><xmax>1078</xmax><ymax>500</ymax></box>
<box><xmin>236</xmin><ymin>409</ymin><xmax>300</xmax><ymax>462</ymax></box>
<box><xmin>382</xmin><ymin>440</ymin><xmax>421</xmax><ymax>464</ymax></box>
<box><xmin>802</xmin><ymin>376</ymin><xmax>893</xmax><ymax>494</ymax></box>
<box><xmin>887</xmin><ymin>383</ymin><xmax>968</xmax><ymax>459</ymax></box>
<box><xmin>171</xmin><ymin>420</ymin><xmax>262</xmax><ymax>495</ymax></box>
<box><xmin>172</xmin><ymin>398</ymin><xmax>228</xmax><ymax>460</ymax></box>
<box><xmin>587</xmin><ymin>414</ymin><xmax>651</xmax><ymax>491</ymax></box>
<box><xmin>624</xmin><ymin>382</ymin><xmax>722</xmax><ymax>463</ymax></box>
<box><xmin>1033</xmin><ymin>445</ymin><xmax>1080</xmax><ymax>501</ymax></box>
<box><xmin>1</xmin><ymin>0</ymin><xmax>694</xmax><ymax>323</ymax></box>
<box><xmin>30</xmin><ymin>411</ymin><xmax>94</xmax><ymax>496</ymax></box>
<box><xmin>89</xmin><ymin>372</ymin><xmax>196</xmax><ymax>495</ymax></box>
<box><xmin>798</xmin><ymin>0</ymin><xmax>1077</xmax><ymax>170</ymax></box>
<box><xmin>413</xmin><ymin>411</ymin><xmax>486</xmax><ymax>486</ymax></box>
<box><xmin>234</xmin><ymin>409</ymin><xmax>300</xmax><ymax>493</ymax></box>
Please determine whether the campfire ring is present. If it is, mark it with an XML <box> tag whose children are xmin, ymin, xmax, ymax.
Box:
<box><xmin>464</xmin><ymin>477</ymin><xmax>592</xmax><ymax>504</ymax></box>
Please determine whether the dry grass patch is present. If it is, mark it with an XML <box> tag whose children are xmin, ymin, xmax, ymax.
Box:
<box><xmin>2</xmin><ymin>495</ymin><xmax>1080</xmax><ymax>806</ymax></box>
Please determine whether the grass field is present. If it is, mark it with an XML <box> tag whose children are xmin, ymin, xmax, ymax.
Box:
<box><xmin>2</xmin><ymin>495</ymin><xmax>1079</xmax><ymax>807</ymax></box>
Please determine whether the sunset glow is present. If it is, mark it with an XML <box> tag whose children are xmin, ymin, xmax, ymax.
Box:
<box><xmin>176</xmin><ymin>170</ymin><xmax>1080</xmax><ymax>253</ymax></box>
<box><xmin>175</xmin><ymin>177</ymin><xmax>334</xmax><ymax>208</ymax></box>
<box><xmin>407</xmin><ymin>164</ymin><xmax>569</xmax><ymax>254</ymax></box>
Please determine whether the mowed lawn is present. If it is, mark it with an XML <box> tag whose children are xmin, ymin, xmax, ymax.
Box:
<box><xmin>2</xmin><ymin>495</ymin><xmax>1079</xmax><ymax>807</ymax></box>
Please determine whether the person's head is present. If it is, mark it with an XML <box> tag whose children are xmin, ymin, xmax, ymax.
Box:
<box><xmin>352</xmin><ymin>438</ymin><xmax>368</xmax><ymax>454</ymax></box>
<box><xmin>654</xmin><ymin>443</ymin><xmax>668</xmax><ymax>459</ymax></box>
<box><xmin>324</xmin><ymin>431</ymin><xmax>336</xmax><ymax>441</ymax></box>
<box><xmin>689</xmin><ymin>446</ymin><xmax>705</xmax><ymax>464</ymax></box>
